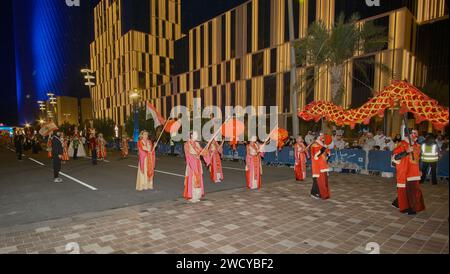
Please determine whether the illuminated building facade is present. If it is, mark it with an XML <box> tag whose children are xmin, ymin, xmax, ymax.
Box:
<box><xmin>90</xmin><ymin>0</ymin><xmax>448</xmax><ymax>133</ymax></box>
<box><xmin>90</xmin><ymin>0</ymin><xmax>182</xmax><ymax>125</ymax></box>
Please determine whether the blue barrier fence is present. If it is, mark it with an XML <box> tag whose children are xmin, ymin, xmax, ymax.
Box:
<box><xmin>148</xmin><ymin>143</ymin><xmax>449</xmax><ymax>177</ymax></box>
<box><xmin>437</xmin><ymin>152</ymin><xmax>449</xmax><ymax>178</ymax></box>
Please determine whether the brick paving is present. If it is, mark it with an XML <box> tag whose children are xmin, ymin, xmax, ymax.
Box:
<box><xmin>0</xmin><ymin>174</ymin><xmax>448</xmax><ymax>254</ymax></box>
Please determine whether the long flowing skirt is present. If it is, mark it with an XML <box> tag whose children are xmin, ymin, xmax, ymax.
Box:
<box><xmin>97</xmin><ymin>146</ymin><xmax>107</xmax><ymax>159</ymax></box>
<box><xmin>68</xmin><ymin>142</ymin><xmax>86</xmax><ymax>157</ymax></box>
<box><xmin>311</xmin><ymin>173</ymin><xmax>330</xmax><ymax>200</ymax></box>
<box><xmin>136</xmin><ymin>157</ymin><xmax>154</xmax><ymax>191</ymax></box>
<box><xmin>246</xmin><ymin>158</ymin><xmax>262</xmax><ymax>190</ymax></box>
<box><xmin>294</xmin><ymin>158</ymin><xmax>306</xmax><ymax>181</ymax></box>
<box><xmin>62</xmin><ymin>146</ymin><xmax>70</xmax><ymax>161</ymax></box>
<box><xmin>210</xmin><ymin>153</ymin><xmax>224</xmax><ymax>183</ymax></box>
<box><xmin>406</xmin><ymin>181</ymin><xmax>425</xmax><ymax>212</ymax></box>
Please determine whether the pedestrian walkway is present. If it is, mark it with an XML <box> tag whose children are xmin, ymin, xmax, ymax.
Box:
<box><xmin>0</xmin><ymin>174</ymin><xmax>448</xmax><ymax>254</ymax></box>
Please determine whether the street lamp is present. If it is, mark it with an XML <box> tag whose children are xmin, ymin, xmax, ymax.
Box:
<box><xmin>47</xmin><ymin>93</ymin><xmax>58</xmax><ymax>125</ymax></box>
<box><xmin>129</xmin><ymin>89</ymin><xmax>141</xmax><ymax>143</ymax></box>
<box><xmin>37</xmin><ymin>100</ymin><xmax>47</xmax><ymax>121</ymax></box>
<box><xmin>81</xmin><ymin>68</ymin><xmax>96</xmax><ymax>120</ymax></box>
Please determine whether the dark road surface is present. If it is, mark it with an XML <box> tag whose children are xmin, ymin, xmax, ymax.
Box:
<box><xmin>0</xmin><ymin>144</ymin><xmax>295</xmax><ymax>228</ymax></box>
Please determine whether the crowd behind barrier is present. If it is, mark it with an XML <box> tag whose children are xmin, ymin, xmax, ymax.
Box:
<box><xmin>137</xmin><ymin>142</ymin><xmax>449</xmax><ymax>178</ymax></box>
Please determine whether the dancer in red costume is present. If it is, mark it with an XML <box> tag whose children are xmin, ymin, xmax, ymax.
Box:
<box><xmin>310</xmin><ymin>133</ymin><xmax>331</xmax><ymax>200</ymax></box>
<box><xmin>293</xmin><ymin>136</ymin><xmax>308</xmax><ymax>181</ymax></box>
<box><xmin>208</xmin><ymin>137</ymin><xmax>224</xmax><ymax>183</ymax></box>
<box><xmin>391</xmin><ymin>129</ymin><xmax>425</xmax><ymax>215</ymax></box>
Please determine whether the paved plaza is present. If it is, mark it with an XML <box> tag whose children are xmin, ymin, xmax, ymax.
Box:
<box><xmin>0</xmin><ymin>166</ymin><xmax>448</xmax><ymax>254</ymax></box>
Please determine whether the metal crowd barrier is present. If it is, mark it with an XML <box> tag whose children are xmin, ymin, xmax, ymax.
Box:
<box><xmin>145</xmin><ymin>142</ymin><xmax>449</xmax><ymax>178</ymax></box>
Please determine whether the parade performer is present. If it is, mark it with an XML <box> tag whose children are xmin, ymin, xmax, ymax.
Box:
<box><xmin>136</xmin><ymin>131</ymin><xmax>155</xmax><ymax>191</ymax></box>
<box><xmin>121</xmin><ymin>134</ymin><xmax>130</xmax><ymax>159</ymax></box>
<box><xmin>310</xmin><ymin>133</ymin><xmax>331</xmax><ymax>200</ymax></box>
<box><xmin>68</xmin><ymin>128</ymin><xmax>86</xmax><ymax>159</ymax></box>
<box><xmin>96</xmin><ymin>133</ymin><xmax>107</xmax><ymax>160</ymax></box>
<box><xmin>89</xmin><ymin>132</ymin><xmax>97</xmax><ymax>165</ymax></box>
<box><xmin>294</xmin><ymin>136</ymin><xmax>308</xmax><ymax>182</ymax></box>
<box><xmin>391</xmin><ymin>129</ymin><xmax>425</xmax><ymax>215</ymax></box>
<box><xmin>46</xmin><ymin>135</ymin><xmax>53</xmax><ymax>159</ymax></box>
<box><xmin>51</xmin><ymin>131</ymin><xmax>64</xmax><ymax>183</ymax></box>
<box><xmin>245</xmin><ymin>136</ymin><xmax>264</xmax><ymax>190</ymax></box>
<box><xmin>183</xmin><ymin>132</ymin><xmax>209</xmax><ymax>203</ymax></box>
<box><xmin>208</xmin><ymin>136</ymin><xmax>224</xmax><ymax>183</ymax></box>
<box><xmin>60</xmin><ymin>132</ymin><xmax>70</xmax><ymax>162</ymax></box>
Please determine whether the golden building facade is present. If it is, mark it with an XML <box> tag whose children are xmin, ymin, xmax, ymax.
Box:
<box><xmin>90</xmin><ymin>0</ymin><xmax>182</xmax><ymax>125</ymax></box>
<box><xmin>90</xmin><ymin>0</ymin><xmax>448</xmax><ymax>132</ymax></box>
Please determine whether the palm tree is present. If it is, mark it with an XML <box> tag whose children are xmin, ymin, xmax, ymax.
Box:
<box><xmin>295</xmin><ymin>13</ymin><xmax>390</xmax><ymax>106</ymax></box>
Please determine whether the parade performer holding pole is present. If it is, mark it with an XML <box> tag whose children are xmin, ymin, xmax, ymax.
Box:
<box><xmin>183</xmin><ymin>131</ymin><xmax>210</xmax><ymax>203</ymax></box>
<box><xmin>96</xmin><ymin>133</ymin><xmax>107</xmax><ymax>161</ymax></box>
<box><xmin>246</xmin><ymin>136</ymin><xmax>264</xmax><ymax>190</ymax></box>
<box><xmin>121</xmin><ymin>134</ymin><xmax>130</xmax><ymax>159</ymax></box>
<box><xmin>47</xmin><ymin>135</ymin><xmax>53</xmax><ymax>159</ymax></box>
<box><xmin>294</xmin><ymin>136</ymin><xmax>308</xmax><ymax>182</ymax></box>
<box><xmin>310</xmin><ymin>133</ymin><xmax>331</xmax><ymax>200</ymax></box>
<box><xmin>245</xmin><ymin>127</ymin><xmax>277</xmax><ymax>190</ymax></box>
<box><xmin>208</xmin><ymin>136</ymin><xmax>225</xmax><ymax>183</ymax></box>
<box><xmin>136</xmin><ymin>131</ymin><xmax>155</xmax><ymax>191</ymax></box>
<box><xmin>60</xmin><ymin>132</ymin><xmax>70</xmax><ymax>163</ymax></box>
<box><xmin>391</xmin><ymin>127</ymin><xmax>425</xmax><ymax>215</ymax></box>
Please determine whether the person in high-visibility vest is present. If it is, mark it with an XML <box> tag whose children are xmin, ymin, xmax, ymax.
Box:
<box><xmin>420</xmin><ymin>135</ymin><xmax>440</xmax><ymax>185</ymax></box>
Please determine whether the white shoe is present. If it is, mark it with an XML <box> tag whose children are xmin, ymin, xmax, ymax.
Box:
<box><xmin>310</xmin><ymin>194</ymin><xmax>319</xmax><ymax>200</ymax></box>
<box><xmin>54</xmin><ymin>178</ymin><xmax>63</xmax><ymax>183</ymax></box>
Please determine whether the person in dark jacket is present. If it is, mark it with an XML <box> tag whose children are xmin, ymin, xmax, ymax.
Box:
<box><xmin>14</xmin><ymin>130</ymin><xmax>25</xmax><ymax>161</ymax></box>
<box><xmin>52</xmin><ymin>131</ymin><xmax>64</xmax><ymax>183</ymax></box>
<box><xmin>89</xmin><ymin>132</ymin><xmax>98</xmax><ymax>165</ymax></box>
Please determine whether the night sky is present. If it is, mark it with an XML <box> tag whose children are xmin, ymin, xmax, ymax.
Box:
<box><xmin>0</xmin><ymin>0</ymin><xmax>248</xmax><ymax>126</ymax></box>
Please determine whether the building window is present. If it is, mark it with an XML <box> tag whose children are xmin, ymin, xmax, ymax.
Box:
<box><xmin>246</xmin><ymin>79</ymin><xmax>252</xmax><ymax>105</ymax></box>
<box><xmin>283</xmin><ymin>72</ymin><xmax>290</xmax><ymax>113</ymax></box>
<box><xmin>138</xmin><ymin>72</ymin><xmax>146</xmax><ymax>89</ymax></box>
<box><xmin>208</xmin><ymin>21</ymin><xmax>213</xmax><ymax>65</ymax></box>
<box><xmin>352</xmin><ymin>56</ymin><xmax>375</xmax><ymax>108</ymax></box>
<box><xmin>252</xmin><ymin>52</ymin><xmax>264</xmax><ymax>77</ymax></box>
<box><xmin>308</xmin><ymin>0</ymin><xmax>316</xmax><ymax>28</ymax></box>
<box><xmin>305</xmin><ymin>67</ymin><xmax>315</xmax><ymax>104</ymax></box>
<box><xmin>226</xmin><ymin>61</ymin><xmax>231</xmax><ymax>83</ymax></box>
<box><xmin>212</xmin><ymin>87</ymin><xmax>217</xmax><ymax>106</ymax></box>
<box><xmin>230</xmin><ymin>83</ymin><xmax>236</xmax><ymax>106</ymax></box>
<box><xmin>258</xmin><ymin>0</ymin><xmax>271</xmax><ymax>50</ymax></box>
<box><xmin>200</xmin><ymin>25</ymin><xmax>205</xmax><ymax>66</ymax></box>
<box><xmin>208</xmin><ymin>67</ymin><xmax>213</xmax><ymax>86</ymax></box>
<box><xmin>160</xmin><ymin>57</ymin><xmax>166</xmax><ymax>75</ymax></box>
<box><xmin>192</xmin><ymin>30</ymin><xmax>197</xmax><ymax>69</ymax></box>
<box><xmin>270</xmin><ymin>48</ymin><xmax>277</xmax><ymax>73</ymax></box>
<box><xmin>221</xmin><ymin>14</ymin><xmax>226</xmax><ymax>61</ymax></box>
<box><xmin>230</xmin><ymin>10</ymin><xmax>236</xmax><ymax>58</ymax></box>
<box><xmin>246</xmin><ymin>3</ymin><xmax>252</xmax><ymax>54</ymax></box>
<box><xmin>236</xmin><ymin>58</ymin><xmax>241</xmax><ymax>81</ymax></box>
<box><xmin>264</xmin><ymin>76</ymin><xmax>277</xmax><ymax>107</ymax></box>
<box><xmin>217</xmin><ymin>65</ymin><xmax>222</xmax><ymax>84</ymax></box>
<box><xmin>194</xmin><ymin>70</ymin><xmax>200</xmax><ymax>90</ymax></box>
